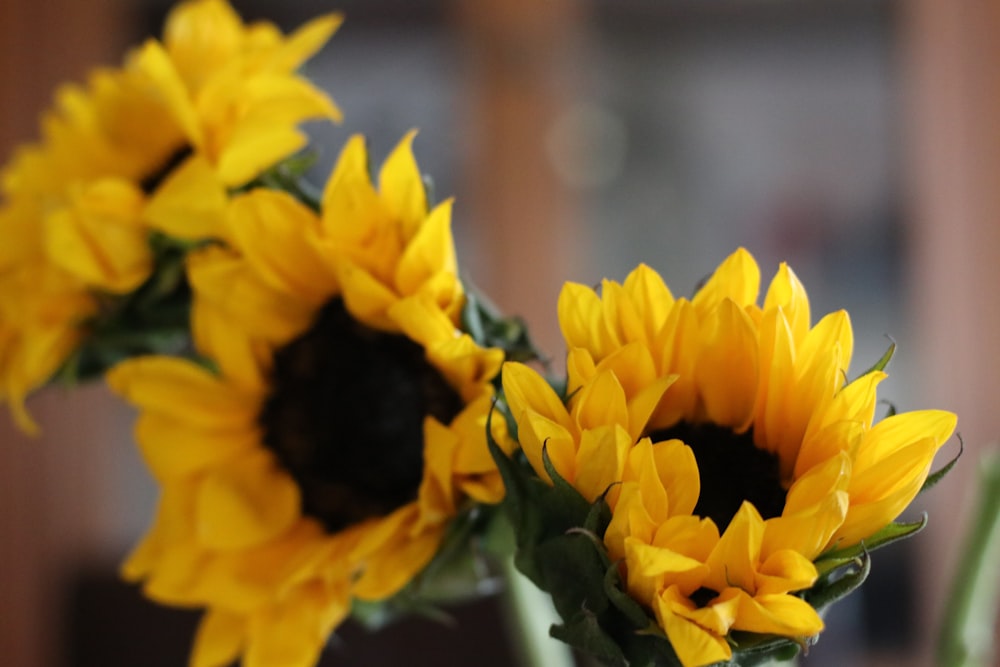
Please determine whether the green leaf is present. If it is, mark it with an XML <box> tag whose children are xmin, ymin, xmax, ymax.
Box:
<box><xmin>920</xmin><ymin>434</ymin><xmax>963</xmax><ymax>494</ymax></box>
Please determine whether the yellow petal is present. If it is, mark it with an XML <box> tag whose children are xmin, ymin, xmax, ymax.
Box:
<box><xmin>426</xmin><ymin>335</ymin><xmax>503</xmax><ymax>402</ymax></box>
<box><xmin>227</xmin><ymin>189</ymin><xmax>337</xmax><ymax>303</ymax></box>
<box><xmin>415</xmin><ymin>416</ymin><xmax>460</xmax><ymax>527</ymax></box>
<box><xmin>592</xmin><ymin>341</ymin><xmax>656</xmax><ymax>400</ymax></box>
<box><xmin>558</xmin><ymin>281</ymin><xmax>615</xmax><ymax>358</ymax></box>
<box><xmin>188</xmin><ymin>247</ymin><xmax>315</xmax><ymax>344</ymax></box>
<box><xmin>752</xmin><ymin>306</ymin><xmax>796</xmax><ymax>469</ymax></box>
<box><xmin>833</xmin><ymin>466</ymin><xmax>931</xmax><ymax>548</ymax></box>
<box><xmin>388</xmin><ymin>294</ymin><xmax>454</xmax><ymax>345</ymax></box>
<box><xmin>654</xmin><ymin>586</ymin><xmax>733</xmax><ymax>667</ymax></box>
<box><xmin>163</xmin><ymin>0</ymin><xmax>243</xmax><ymax>89</ymax></box>
<box><xmin>705</xmin><ymin>502</ymin><xmax>763</xmax><ymax>594</ymax></box>
<box><xmin>352</xmin><ymin>526</ymin><xmax>444</xmax><ymax>601</ymax></box>
<box><xmin>794</xmin><ymin>419</ymin><xmax>866</xmax><ymax>481</ymax></box>
<box><xmin>501</xmin><ymin>361</ymin><xmax>572</xmax><ymax>431</ymax></box>
<box><xmin>626</xmin><ymin>375</ymin><xmax>677</xmax><ymax>443</ymax></box>
<box><xmin>622</xmin><ymin>263</ymin><xmax>674</xmax><ymax>344</ymax></box>
<box><xmin>754</xmin><ymin>549</ymin><xmax>818</xmax><ymax>595</ymax></box>
<box><xmin>648</xmin><ymin>438</ymin><xmax>701</xmax><ymax>517</ymax></box>
<box><xmin>624</xmin><ymin>537</ymin><xmax>709</xmax><ymax>607</ymax></box>
<box><xmin>692</xmin><ymin>247</ymin><xmax>760</xmax><ymax>317</ymax></box>
<box><xmin>762</xmin><ymin>263</ymin><xmax>811</xmax><ymax>344</ymax></box>
<box><xmin>144</xmin><ymin>154</ymin><xmax>228</xmax><ymax>240</ymax></box>
<box><xmin>321</xmin><ymin>135</ymin><xmax>392</xmax><ymax>243</ymax></box>
<box><xmin>452</xmin><ymin>393</ymin><xmax>507</xmax><ymax>472</ymax></box>
<box><xmin>393</xmin><ymin>199</ymin><xmax>458</xmax><ymax>298</ymax></box>
<box><xmin>244</xmin><ymin>580</ymin><xmax>351</xmax><ymax>667</ymax></box>
<box><xmin>765</xmin><ymin>491</ymin><xmax>848</xmax><ymax>561</ymax></box>
<box><xmin>572</xmin><ymin>368</ymin><xmax>629</xmax><ymax>433</ymax></box>
<box><xmin>194</xmin><ymin>450</ymin><xmax>301</xmax><ymax>550</ymax></box>
<box><xmin>336</xmin><ymin>257</ymin><xmax>400</xmax><ymax>332</ymax></box>
<box><xmin>853</xmin><ymin>410</ymin><xmax>957</xmax><ymax>472</ymax></box>
<box><xmin>795</xmin><ymin>369</ymin><xmax>886</xmax><ymax>477</ymax></box>
<box><xmin>129</xmin><ymin>40</ymin><xmax>204</xmax><ymax>146</ymax></box>
<box><xmin>764</xmin><ymin>453</ymin><xmax>850</xmax><ymax>559</ymax></box>
<box><xmin>565</xmin><ymin>347</ymin><xmax>597</xmax><ymax>396</ymax></box>
<box><xmin>574</xmin><ymin>425</ymin><xmax>630</xmax><ymax>502</ymax></box>
<box><xmin>601</xmin><ymin>279</ymin><xmax>645</xmax><ymax>346</ymax></box>
<box><xmin>134</xmin><ymin>412</ymin><xmax>257</xmax><ymax>481</ymax></box>
<box><xmin>215</xmin><ymin>124</ymin><xmax>307</xmax><ymax>186</ymax></box>
<box><xmin>191</xmin><ymin>305</ymin><xmax>269</xmax><ymax>392</ymax></box>
<box><xmin>604</xmin><ymin>482</ymin><xmax>655</xmax><ymax>559</ymax></box>
<box><xmin>272</xmin><ymin>13</ymin><xmax>344</xmax><ymax>74</ymax></box>
<box><xmin>651</xmin><ymin>515</ymin><xmax>721</xmax><ymax>563</ymax></box>
<box><xmin>653</xmin><ymin>298</ymin><xmax>700</xmax><ymax>427</ymax></box>
<box><xmin>191</xmin><ymin>610</ymin><xmax>245</xmax><ymax>667</ymax></box>
<box><xmin>44</xmin><ymin>179</ymin><xmax>151</xmax><ymax>292</ymax></box>
<box><xmin>107</xmin><ymin>356</ymin><xmax>260</xmax><ymax>429</ymax></box>
<box><xmin>378</xmin><ymin>129</ymin><xmax>427</xmax><ymax>239</ymax></box>
<box><xmin>731</xmin><ymin>589</ymin><xmax>824</xmax><ymax>637</ymax></box>
<box><xmin>695</xmin><ymin>299</ymin><xmax>759</xmax><ymax>430</ymax></box>
<box><xmin>784</xmin><ymin>450</ymin><xmax>851</xmax><ymax>513</ymax></box>
<box><xmin>521</xmin><ymin>409</ymin><xmax>577</xmax><ymax>485</ymax></box>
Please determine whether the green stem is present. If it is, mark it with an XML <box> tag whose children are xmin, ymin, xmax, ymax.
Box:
<box><xmin>500</xmin><ymin>557</ymin><xmax>576</xmax><ymax>667</ymax></box>
<box><xmin>937</xmin><ymin>448</ymin><xmax>1000</xmax><ymax>667</ymax></box>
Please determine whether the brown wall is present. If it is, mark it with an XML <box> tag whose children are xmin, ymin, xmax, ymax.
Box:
<box><xmin>902</xmin><ymin>0</ymin><xmax>1000</xmax><ymax>663</ymax></box>
<box><xmin>0</xmin><ymin>2</ymin><xmax>132</xmax><ymax>665</ymax></box>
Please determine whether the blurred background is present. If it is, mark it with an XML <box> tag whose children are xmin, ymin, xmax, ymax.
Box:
<box><xmin>1</xmin><ymin>0</ymin><xmax>998</xmax><ymax>665</ymax></box>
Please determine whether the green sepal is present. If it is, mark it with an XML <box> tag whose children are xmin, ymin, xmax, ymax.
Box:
<box><xmin>462</xmin><ymin>288</ymin><xmax>545</xmax><ymax>365</ymax></box>
<box><xmin>806</xmin><ymin>551</ymin><xmax>871</xmax><ymax>613</ymax></box>
<box><xmin>604</xmin><ymin>562</ymin><xmax>652</xmax><ymax>630</ymax></box>
<box><xmin>550</xmin><ymin>609</ymin><xmax>628</xmax><ymax>667</ymax></box>
<box><xmin>348</xmin><ymin>503</ymin><xmax>507</xmax><ymax>631</ymax></box>
<box><xmin>729</xmin><ymin>634</ymin><xmax>803</xmax><ymax>666</ymax></box>
<box><xmin>815</xmin><ymin>514</ymin><xmax>927</xmax><ymax>574</ymax></box>
<box><xmin>246</xmin><ymin>150</ymin><xmax>322</xmax><ymax>212</ymax></box>
<box><xmin>920</xmin><ymin>434</ymin><xmax>963</xmax><ymax>494</ymax></box>
<box><xmin>56</xmin><ymin>231</ymin><xmax>199</xmax><ymax>385</ymax></box>
<box><xmin>856</xmin><ymin>339</ymin><xmax>896</xmax><ymax>379</ymax></box>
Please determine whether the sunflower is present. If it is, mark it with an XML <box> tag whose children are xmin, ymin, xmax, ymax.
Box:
<box><xmin>501</xmin><ymin>248</ymin><xmax>957</xmax><ymax>667</ymax></box>
<box><xmin>0</xmin><ymin>0</ymin><xmax>340</xmax><ymax>431</ymax></box>
<box><xmin>108</xmin><ymin>133</ymin><xmax>507</xmax><ymax>667</ymax></box>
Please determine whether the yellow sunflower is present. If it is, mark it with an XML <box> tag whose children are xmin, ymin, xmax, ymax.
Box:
<box><xmin>501</xmin><ymin>248</ymin><xmax>957</xmax><ymax>667</ymax></box>
<box><xmin>108</xmin><ymin>133</ymin><xmax>506</xmax><ymax>667</ymax></box>
<box><xmin>0</xmin><ymin>0</ymin><xmax>340</xmax><ymax>431</ymax></box>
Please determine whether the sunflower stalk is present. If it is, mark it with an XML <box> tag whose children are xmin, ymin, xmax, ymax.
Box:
<box><xmin>937</xmin><ymin>449</ymin><xmax>1000</xmax><ymax>667</ymax></box>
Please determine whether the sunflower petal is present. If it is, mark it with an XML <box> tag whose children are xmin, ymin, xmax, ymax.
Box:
<box><xmin>191</xmin><ymin>609</ymin><xmax>245</xmax><ymax>667</ymax></box>
<box><xmin>378</xmin><ymin>129</ymin><xmax>427</xmax><ymax>238</ymax></box>
<box><xmin>696</xmin><ymin>299</ymin><xmax>759</xmax><ymax>430</ymax></box>
<box><xmin>194</xmin><ymin>451</ymin><xmax>301</xmax><ymax>550</ymax></box>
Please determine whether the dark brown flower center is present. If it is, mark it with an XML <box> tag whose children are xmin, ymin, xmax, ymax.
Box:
<box><xmin>647</xmin><ymin>422</ymin><xmax>786</xmax><ymax>532</ymax></box>
<box><xmin>259</xmin><ymin>298</ymin><xmax>464</xmax><ymax>533</ymax></box>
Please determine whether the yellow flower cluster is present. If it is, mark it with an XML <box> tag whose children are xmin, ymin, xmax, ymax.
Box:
<box><xmin>109</xmin><ymin>134</ymin><xmax>506</xmax><ymax>667</ymax></box>
<box><xmin>503</xmin><ymin>248</ymin><xmax>957</xmax><ymax>667</ymax></box>
<box><xmin>0</xmin><ymin>0</ymin><xmax>340</xmax><ymax>431</ymax></box>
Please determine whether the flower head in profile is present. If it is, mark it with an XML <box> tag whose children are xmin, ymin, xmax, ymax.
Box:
<box><xmin>0</xmin><ymin>0</ymin><xmax>340</xmax><ymax>432</ymax></box>
<box><xmin>108</xmin><ymin>134</ymin><xmax>507</xmax><ymax>667</ymax></box>
<box><xmin>499</xmin><ymin>248</ymin><xmax>957</xmax><ymax>667</ymax></box>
